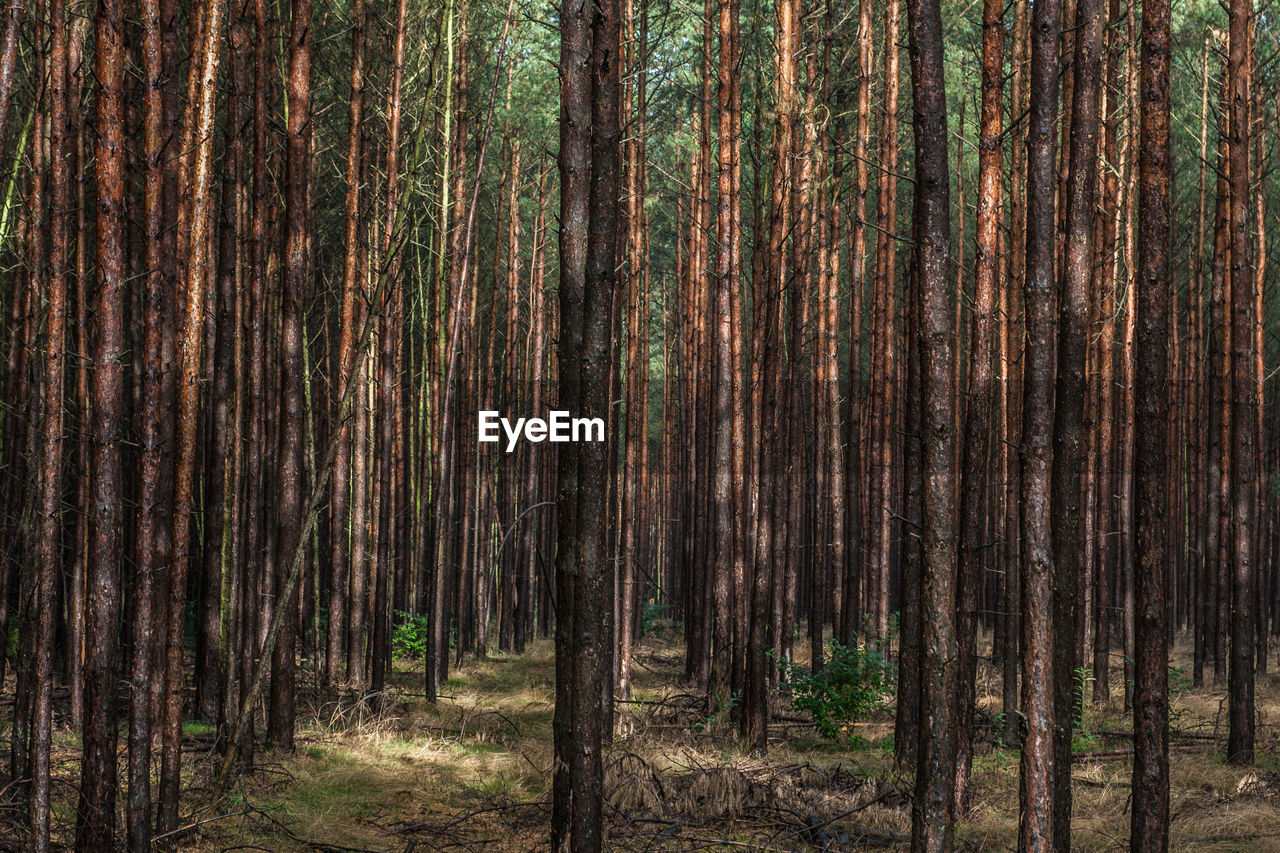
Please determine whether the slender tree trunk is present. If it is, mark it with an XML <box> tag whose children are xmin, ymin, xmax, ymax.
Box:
<box><xmin>1050</xmin><ymin>0</ymin><xmax>1103</xmax><ymax>840</ymax></box>
<box><xmin>1019</xmin><ymin>0</ymin><xmax>1062</xmax><ymax>839</ymax></box>
<box><xmin>329</xmin><ymin>0</ymin><xmax>365</xmax><ymax>690</ymax></box>
<box><xmin>128</xmin><ymin>0</ymin><xmax>174</xmax><ymax>844</ymax></box>
<box><xmin>1131</xmin><ymin>0</ymin><xmax>1171</xmax><ymax>840</ymax></box>
<box><xmin>906</xmin><ymin>0</ymin><xmax>957</xmax><ymax>841</ymax></box>
<box><xmin>1002</xmin><ymin>0</ymin><xmax>1029</xmax><ymax>732</ymax></box>
<box><xmin>1093</xmin><ymin>0</ymin><xmax>1123</xmax><ymax>702</ymax></box>
<box><xmin>31</xmin><ymin>0</ymin><xmax>68</xmax><ymax>845</ymax></box>
<box><xmin>158</xmin><ymin>0</ymin><xmax>225</xmax><ymax>833</ymax></box>
<box><xmin>268</xmin><ymin>0</ymin><xmax>311</xmax><ymax>750</ymax></box>
<box><xmin>78</xmin><ymin>0</ymin><xmax>132</xmax><ymax>843</ymax></box>
<box><xmin>1227</xmin><ymin>0</ymin><xmax>1257</xmax><ymax>766</ymax></box>
<box><xmin>954</xmin><ymin>0</ymin><xmax>1002</xmax><ymax>810</ymax></box>
<box><xmin>710</xmin><ymin>0</ymin><xmax>740</xmax><ymax>710</ymax></box>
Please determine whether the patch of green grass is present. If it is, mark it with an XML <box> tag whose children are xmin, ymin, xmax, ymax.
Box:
<box><xmin>466</xmin><ymin>772</ymin><xmax>517</xmax><ymax>799</ymax></box>
<box><xmin>267</xmin><ymin>756</ymin><xmax>391</xmax><ymax>825</ymax></box>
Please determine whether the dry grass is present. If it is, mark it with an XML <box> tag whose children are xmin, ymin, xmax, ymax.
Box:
<box><xmin>5</xmin><ymin>632</ymin><xmax>1280</xmax><ymax>850</ymax></box>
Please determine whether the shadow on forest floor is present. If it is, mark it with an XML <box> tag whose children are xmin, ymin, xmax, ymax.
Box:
<box><xmin>5</xmin><ymin>632</ymin><xmax>1280</xmax><ymax>850</ymax></box>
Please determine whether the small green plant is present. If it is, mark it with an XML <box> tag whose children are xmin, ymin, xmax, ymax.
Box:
<box><xmin>641</xmin><ymin>601</ymin><xmax>673</xmax><ymax>633</ymax></box>
<box><xmin>780</xmin><ymin>638</ymin><xmax>895</xmax><ymax>743</ymax></box>
<box><xmin>1168</xmin><ymin>662</ymin><xmax>1193</xmax><ymax>693</ymax></box>
<box><xmin>1072</xmin><ymin>666</ymin><xmax>1097</xmax><ymax>752</ymax></box>
<box><xmin>992</xmin><ymin>711</ymin><xmax>1009</xmax><ymax>746</ymax></box>
<box><xmin>391</xmin><ymin>611</ymin><xmax>432</xmax><ymax>659</ymax></box>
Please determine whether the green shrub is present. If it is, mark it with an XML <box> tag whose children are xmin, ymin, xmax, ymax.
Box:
<box><xmin>392</xmin><ymin>611</ymin><xmax>432</xmax><ymax>659</ymax></box>
<box><xmin>641</xmin><ymin>601</ymin><xmax>673</xmax><ymax>633</ymax></box>
<box><xmin>780</xmin><ymin>638</ymin><xmax>895</xmax><ymax>743</ymax></box>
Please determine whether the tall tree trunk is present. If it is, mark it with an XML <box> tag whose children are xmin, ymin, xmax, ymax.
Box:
<box><xmin>78</xmin><ymin>0</ymin><xmax>131</xmax><ymax>842</ymax></box>
<box><xmin>551</xmin><ymin>0</ymin><xmax>620</xmax><ymax>840</ymax></box>
<box><xmin>1051</xmin><ymin>0</ymin><xmax>1103</xmax><ymax>840</ymax></box>
<box><xmin>158</xmin><ymin>0</ymin><xmax>225</xmax><ymax>833</ymax></box>
<box><xmin>906</xmin><ymin>0</ymin><xmax>957</xmax><ymax>842</ymax></box>
<box><xmin>1227</xmin><ymin>0</ymin><xmax>1257</xmax><ymax>766</ymax></box>
<box><xmin>372</xmin><ymin>0</ymin><xmax>409</xmax><ymax>696</ymax></box>
<box><xmin>710</xmin><ymin>0</ymin><xmax>740</xmax><ymax>710</ymax></box>
<box><xmin>31</xmin><ymin>0</ymin><xmax>68</xmax><ymax>845</ymax></box>
<box><xmin>329</xmin><ymin>0</ymin><xmax>365</xmax><ymax>690</ymax></box>
<box><xmin>129</xmin><ymin>0</ymin><xmax>175</xmax><ymax>845</ymax></box>
<box><xmin>1132</xmin><ymin>0</ymin><xmax>1171</xmax><ymax>840</ymax></box>
<box><xmin>269</xmin><ymin>0</ymin><xmax>311</xmax><ymax>750</ymax></box>
<box><xmin>1019</xmin><ymin>0</ymin><xmax>1062</xmax><ymax>840</ymax></box>
<box><xmin>954</xmin><ymin>0</ymin><xmax>1002</xmax><ymax>810</ymax></box>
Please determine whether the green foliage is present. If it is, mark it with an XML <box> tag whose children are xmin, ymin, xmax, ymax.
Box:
<box><xmin>391</xmin><ymin>611</ymin><xmax>432</xmax><ymax>659</ymax></box>
<box><xmin>641</xmin><ymin>601</ymin><xmax>674</xmax><ymax>633</ymax></box>
<box><xmin>780</xmin><ymin>638</ymin><xmax>895</xmax><ymax>744</ymax></box>
<box><xmin>1072</xmin><ymin>667</ymin><xmax>1098</xmax><ymax>752</ymax></box>
<box><xmin>1168</xmin><ymin>662</ymin><xmax>1193</xmax><ymax>693</ymax></box>
<box><xmin>992</xmin><ymin>711</ymin><xmax>1011</xmax><ymax>747</ymax></box>
<box><xmin>693</xmin><ymin>690</ymin><xmax>741</xmax><ymax>731</ymax></box>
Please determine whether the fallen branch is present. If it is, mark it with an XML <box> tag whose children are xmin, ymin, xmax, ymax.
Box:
<box><xmin>389</xmin><ymin>799</ymin><xmax>549</xmax><ymax>835</ymax></box>
<box><xmin>152</xmin><ymin>808</ymin><xmax>247</xmax><ymax>843</ymax></box>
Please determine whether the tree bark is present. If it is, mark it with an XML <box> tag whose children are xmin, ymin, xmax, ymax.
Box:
<box><xmin>78</xmin><ymin>0</ymin><xmax>131</xmax><ymax>843</ymax></box>
<box><xmin>1051</xmin><ymin>0</ymin><xmax>1103</xmax><ymax>840</ymax></box>
<box><xmin>268</xmin><ymin>0</ymin><xmax>311</xmax><ymax>750</ymax></box>
<box><xmin>954</xmin><ymin>0</ymin><xmax>1002</xmax><ymax>810</ymax></box>
<box><xmin>551</xmin><ymin>0</ymin><xmax>621</xmax><ymax>841</ymax></box>
<box><xmin>1019</xmin><ymin>0</ymin><xmax>1063</xmax><ymax>840</ymax></box>
<box><xmin>906</xmin><ymin>0</ymin><xmax>957</xmax><ymax>842</ymax></box>
<box><xmin>1226</xmin><ymin>0</ymin><xmax>1257</xmax><ymax>767</ymax></box>
<box><xmin>1131</xmin><ymin>0</ymin><xmax>1171</xmax><ymax>840</ymax></box>
<box><xmin>158</xmin><ymin>0</ymin><xmax>225</xmax><ymax>833</ymax></box>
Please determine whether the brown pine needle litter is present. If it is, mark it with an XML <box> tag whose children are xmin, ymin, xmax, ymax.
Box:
<box><xmin>7</xmin><ymin>632</ymin><xmax>1280</xmax><ymax>851</ymax></box>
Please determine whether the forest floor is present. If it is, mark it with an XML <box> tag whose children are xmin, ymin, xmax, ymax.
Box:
<box><xmin>7</xmin><ymin>627</ymin><xmax>1280</xmax><ymax>850</ymax></box>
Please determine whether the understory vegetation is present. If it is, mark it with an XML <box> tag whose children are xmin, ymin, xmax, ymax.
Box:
<box><xmin>5</xmin><ymin>629</ymin><xmax>1278</xmax><ymax>851</ymax></box>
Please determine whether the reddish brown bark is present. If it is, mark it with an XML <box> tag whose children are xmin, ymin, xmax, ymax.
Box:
<box><xmin>954</xmin><ymin>0</ymin><xmax>1002</xmax><ymax>811</ymax></box>
<box><xmin>1227</xmin><ymin>0</ymin><xmax>1257</xmax><ymax>765</ymax></box>
<box><xmin>1132</xmin><ymin>0</ymin><xmax>1171</xmax><ymax>839</ymax></box>
<box><xmin>328</xmin><ymin>0</ymin><xmax>365</xmax><ymax>690</ymax></box>
<box><xmin>906</xmin><ymin>0</ymin><xmax>957</xmax><ymax>841</ymax></box>
<box><xmin>31</xmin><ymin>0</ymin><xmax>69</xmax><ymax>845</ymax></box>
<box><xmin>1020</xmin><ymin>0</ymin><xmax>1063</xmax><ymax>839</ymax></box>
<box><xmin>128</xmin><ymin>0</ymin><xmax>172</xmax><ymax>845</ymax></box>
<box><xmin>268</xmin><ymin>0</ymin><xmax>311</xmax><ymax>750</ymax></box>
<box><xmin>1051</xmin><ymin>0</ymin><xmax>1103</xmax><ymax>839</ymax></box>
<box><xmin>159</xmin><ymin>0</ymin><xmax>225</xmax><ymax>833</ymax></box>
<box><xmin>78</xmin><ymin>0</ymin><xmax>130</xmax><ymax>843</ymax></box>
